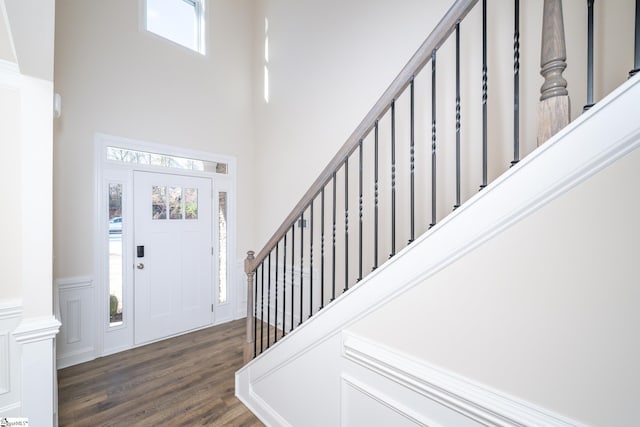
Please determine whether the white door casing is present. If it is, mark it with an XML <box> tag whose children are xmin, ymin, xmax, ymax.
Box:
<box><xmin>133</xmin><ymin>171</ymin><xmax>213</xmax><ymax>345</ymax></box>
<box><xmin>87</xmin><ymin>133</ymin><xmax>238</xmax><ymax>362</ymax></box>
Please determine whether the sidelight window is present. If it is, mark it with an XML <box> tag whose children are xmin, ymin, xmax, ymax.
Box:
<box><xmin>108</xmin><ymin>183</ymin><xmax>124</xmax><ymax>326</ymax></box>
<box><xmin>218</xmin><ymin>192</ymin><xmax>228</xmax><ymax>303</ymax></box>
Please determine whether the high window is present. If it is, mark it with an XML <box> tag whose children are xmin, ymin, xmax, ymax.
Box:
<box><xmin>144</xmin><ymin>0</ymin><xmax>206</xmax><ymax>54</ymax></box>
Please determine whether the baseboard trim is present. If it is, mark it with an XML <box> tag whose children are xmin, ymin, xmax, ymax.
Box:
<box><xmin>56</xmin><ymin>347</ymin><xmax>95</xmax><ymax>370</ymax></box>
<box><xmin>343</xmin><ymin>332</ymin><xmax>583</xmax><ymax>427</ymax></box>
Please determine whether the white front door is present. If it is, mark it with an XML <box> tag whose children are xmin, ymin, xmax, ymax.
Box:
<box><xmin>133</xmin><ymin>171</ymin><xmax>213</xmax><ymax>345</ymax></box>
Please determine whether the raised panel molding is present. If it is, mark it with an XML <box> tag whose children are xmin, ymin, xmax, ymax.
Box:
<box><xmin>343</xmin><ymin>332</ymin><xmax>582</xmax><ymax>427</ymax></box>
<box><xmin>66</xmin><ymin>300</ymin><xmax>81</xmax><ymax>344</ymax></box>
<box><xmin>0</xmin><ymin>334</ymin><xmax>9</xmax><ymax>395</ymax></box>
<box><xmin>341</xmin><ymin>375</ymin><xmax>432</xmax><ymax>427</ymax></box>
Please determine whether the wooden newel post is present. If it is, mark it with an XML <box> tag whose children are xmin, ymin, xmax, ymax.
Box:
<box><xmin>538</xmin><ymin>0</ymin><xmax>571</xmax><ymax>145</ymax></box>
<box><xmin>243</xmin><ymin>250</ymin><xmax>255</xmax><ymax>362</ymax></box>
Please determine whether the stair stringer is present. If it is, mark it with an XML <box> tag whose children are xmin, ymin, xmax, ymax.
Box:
<box><xmin>236</xmin><ymin>76</ymin><xmax>640</xmax><ymax>426</ymax></box>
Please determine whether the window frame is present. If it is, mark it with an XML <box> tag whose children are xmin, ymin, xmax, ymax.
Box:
<box><xmin>142</xmin><ymin>0</ymin><xmax>206</xmax><ymax>55</ymax></box>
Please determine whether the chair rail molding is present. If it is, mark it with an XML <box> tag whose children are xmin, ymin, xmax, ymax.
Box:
<box><xmin>13</xmin><ymin>316</ymin><xmax>61</xmax><ymax>346</ymax></box>
<box><xmin>342</xmin><ymin>332</ymin><xmax>584</xmax><ymax>427</ymax></box>
<box><xmin>0</xmin><ymin>299</ymin><xmax>23</xmax><ymax>321</ymax></box>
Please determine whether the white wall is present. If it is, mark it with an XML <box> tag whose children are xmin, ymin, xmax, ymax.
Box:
<box><xmin>3</xmin><ymin>0</ymin><xmax>54</xmax><ymax>81</ymax></box>
<box><xmin>53</xmin><ymin>0</ymin><xmax>255</xmax><ymax>281</ymax></box>
<box><xmin>0</xmin><ymin>1</ymin><xmax>15</xmax><ymax>62</ymax></box>
<box><xmin>252</xmin><ymin>0</ymin><xmax>448</xmax><ymax>247</ymax></box>
<box><xmin>250</xmin><ymin>0</ymin><xmax>635</xmax><ymax>252</ymax></box>
<box><xmin>349</xmin><ymin>140</ymin><xmax>640</xmax><ymax>426</ymax></box>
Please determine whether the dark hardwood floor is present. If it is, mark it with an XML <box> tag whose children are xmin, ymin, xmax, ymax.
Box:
<box><xmin>58</xmin><ymin>319</ymin><xmax>263</xmax><ymax>426</ymax></box>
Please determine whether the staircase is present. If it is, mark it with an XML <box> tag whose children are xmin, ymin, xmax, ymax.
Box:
<box><xmin>237</xmin><ymin>1</ymin><xmax>640</xmax><ymax>425</ymax></box>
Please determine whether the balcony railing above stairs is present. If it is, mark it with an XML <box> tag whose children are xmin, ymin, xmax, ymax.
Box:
<box><xmin>243</xmin><ymin>0</ymin><xmax>639</xmax><ymax>362</ymax></box>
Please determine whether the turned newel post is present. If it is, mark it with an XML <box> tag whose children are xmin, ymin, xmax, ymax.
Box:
<box><xmin>243</xmin><ymin>250</ymin><xmax>255</xmax><ymax>362</ymax></box>
<box><xmin>538</xmin><ymin>0</ymin><xmax>571</xmax><ymax>145</ymax></box>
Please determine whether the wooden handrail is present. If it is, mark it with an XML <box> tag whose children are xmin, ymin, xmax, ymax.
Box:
<box><xmin>247</xmin><ymin>0</ymin><xmax>478</xmax><ymax>273</ymax></box>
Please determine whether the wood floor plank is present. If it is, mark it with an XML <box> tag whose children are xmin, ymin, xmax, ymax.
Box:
<box><xmin>58</xmin><ymin>319</ymin><xmax>263</xmax><ymax>426</ymax></box>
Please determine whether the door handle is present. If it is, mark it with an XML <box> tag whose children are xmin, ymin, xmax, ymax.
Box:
<box><xmin>136</xmin><ymin>263</ymin><xmax>145</xmax><ymax>270</ymax></box>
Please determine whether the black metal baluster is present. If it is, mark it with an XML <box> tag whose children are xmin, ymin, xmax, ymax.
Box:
<box><xmin>309</xmin><ymin>200</ymin><xmax>314</xmax><ymax>318</ymax></box>
<box><xmin>274</xmin><ymin>242</ymin><xmax>279</xmax><ymax>343</ymax></box>
<box><xmin>282</xmin><ymin>233</ymin><xmax>289</xmax><ymax>337</ymax></box>
<box><xmin>390</xmin><ymin>99</ymin><xmax>396</xmax><ymax>258</ymax></box>
<box><xmin>260</xmin><ymin>261</ymin><xmax>264</xmax><ymax>353</ymax></box>
<box><xmin>344</xmin><ymin>158</ymin><xmax>349</xmax><ymax>292</ymax></box>
<box><xmin>290</xmin><ymin>223</ymin><xmax>295</xmax><ymax>332</ymax></box>
<box><xmin>455</xmin><ymin>22</ymin><xmax>461</xmax><ymax>211</ymax></box>
<box><xmin>358</xmin><ymin>140</ymin><xmax>363</xmax><ymax>281</ymax></box>
<box><xmin>512</xmin><ymin>0</ymin><xmax>520</xmax><ymax>166</ymax></box>
<box><xmin>584</xmin><ymin>0</ymin><xmax>595</xmax><ymax>111</ymax></box>
<box><xmin>409</xmin><ymin>77</ymin><xmax>415</xmax><ymax>243</ymax></box>
<box><xmin>332</xmin><ymin>172</ymin><xmax>337</xmax><ymax>301</ymax></box>
<box><xmin>430</xmin><ymin>50</ymin><xmax>437</xmax><ymax>228</ymax></box>
<box><xmin>631</xmin><ymin>0</ymin><xmax>640</xmax><ymax>77</ymax></box>
<box><xmin>282</xmin><ymin>233</ymin><xmax>287</xmax><ymax>337</ymax></box>
<box><xmin>373</xmin><ymin>121</ymin><xmax>379</xmax><ymax>270</ymax></box>
<box><xmin>299</xmin><ymin>211</ymin><xmax>304</xmax><ymax>325</ymax></box>
<box><xmin>267</xmin><ymin>251</ymin><xmax>271</xmax><ymax>348</ymax></box>
<box><xmin>481</xmin><ymin>0</ymin><xmax>488</xmax><ymax>190</ymax></box>
<box><xmin>320</xmin><ymin>188</ymin><xmax>325</xmax><ymax>310</ymax></box>
<box><xmin>253</xmin><ymin>267</ymin><xmax>258</xmax><ymax>357</ymax></box>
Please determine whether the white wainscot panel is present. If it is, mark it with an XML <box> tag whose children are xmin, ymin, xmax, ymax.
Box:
<box><xmin>342</xmin><ymin>376</ymin><xmax>442</xmax><ymax>427</ymax></box>
<box><xmin>342</xmin><ymin>332</ymin><xmax>583</xmax><ymax>427</ymax></box>
<box><xmin>0</xmin><ymin>299</ymin><xmax>23</xmax><ymax>417</ymax></box>
<box><xmin>56</xmin><ymin>277</ymin><xmax>95</xmax><ymax>369</ymax></box>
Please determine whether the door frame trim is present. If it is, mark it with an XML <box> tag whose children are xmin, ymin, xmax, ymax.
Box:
<box><xmin>94</xmin><ymin>132</ymin><xmax>237</xmax><ymax>357</ymax></box>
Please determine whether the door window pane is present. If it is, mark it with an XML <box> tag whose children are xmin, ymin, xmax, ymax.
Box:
<box><xmin>109</xmin><ymin>184</ymin><xmax>123</xmax><ymax>326</ymax></box>
<box><xmin>169</xmin><ymin>186</ymin><xmax>183</xmax><ymax>219</ymax></box>
<box><xmin>185</xmin><ymin>188</ymin><xmax>198</xmax><ymax>219</ymax></box>
<box><xmin>152</xmin><ymin>186</ymin><xmax>167</xmax><ymax>219</ymax></box>
<box><xmin>218</xmin><ymin>192</ymin><xmax>228</xmax><ymax>303</ymax></box>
